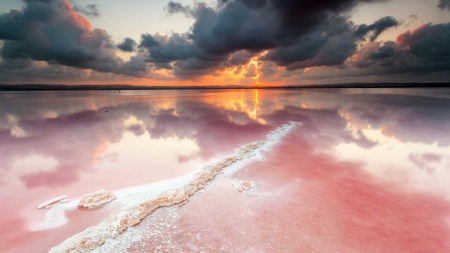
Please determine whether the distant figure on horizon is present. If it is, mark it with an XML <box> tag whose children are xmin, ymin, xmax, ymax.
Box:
<box><xmin>119</xmin><ymin>90</ymin><xmax>121</xmax><ymax>93</ymax></box>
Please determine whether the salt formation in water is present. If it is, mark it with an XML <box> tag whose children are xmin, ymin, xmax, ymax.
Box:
<box><xmin>233</xmin><ymin>180</ymin><xmax>256</xmax><ymax>192</ymax></box>
<box><xmin>37</xmin><ymin>196</ymin><xmax>69</xmax><ymax>209</ymax></box>
<box><xmin>49</xmin><ymin>122</ymin><xmax>299</xmax><ymax>253</ymax></box>
<box><xmin>78</xmin><ymin>189</ymin><xmax>116</xmax><ymax>208</ymax></box>
<box><xmin>31</xmin><ymin>206</ymin><xmax>68</xmax><ymax>231</ymax></box>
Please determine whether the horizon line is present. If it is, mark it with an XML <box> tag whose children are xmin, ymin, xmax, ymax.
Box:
<box><xmin>1</xmin><ymin>82</ymin><xmax>450</xmax><ymax>91</ymax></box>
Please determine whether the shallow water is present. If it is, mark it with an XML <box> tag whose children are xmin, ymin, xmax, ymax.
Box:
<box><xmin>1</xmin><ymin>88</ymin><xmax>450</xmax><ymax>252</ymax></box>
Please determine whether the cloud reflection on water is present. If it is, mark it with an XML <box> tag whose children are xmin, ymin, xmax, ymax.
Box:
<box><xmin>1</xmin><ymin>89</ymin><xmax>450</xmax><ymax>252</ymax></box>
<box><xmin>0</xmin><ymin>89</ymin><xmax>449</xmax><ymax>192</ymax></box>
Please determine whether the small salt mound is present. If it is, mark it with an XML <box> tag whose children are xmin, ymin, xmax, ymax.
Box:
<box><xmin>37</xmin><ymin>196</ymin><xmax>69</xmax><ymax>209</ymax></box>
<box><xmin>31</xmin><ymin>206</ymin><xmax>68</xmax><ymax>231</ymax></box>
<box><xmin>233</xmin><ymin>181</ymin><xmax>256</xmax><ymax>192</ymax></box>
<box><xmin>78</xmin><ymin>189</ymin><xmax>116</xmax><ymax>208</ymax></box>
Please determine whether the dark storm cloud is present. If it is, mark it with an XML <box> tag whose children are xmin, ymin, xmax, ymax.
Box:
<box><xmin>397</xmin><ymin>23</ymin><xmax>450</xmax><ymax>62</ymax></box>
<box><xmin>353</xmin><ymin>16</ymin><xmax>400</xmax><ymax>41</ymax></box>
<box><xmin>262</xmin><ymin>15</ymin><xmax>383</xmax><ymax>70</ymax></box>
<box><xmin>438</xmin><ymin>0</ymin><xmax>450</xmax><ymax>10</ymax></box>
<box><xmin>117</xmin><ymin>37</ymin><xmax>137</xmax><ymax>52</ymax></box>
<box><xmin>165</xmin><ymin>1</ymin><xmax>195</xmax><ymax>17</ymax></box>
<box><xmin>139</xmin><ymin>32</ymin><xmax>228</xmax><ymax>77</ymax></box>
<box><xmin>0</xmin><ymin>56</ymin><xmax>159</xmax><ymax>83</ymax></box>
<box><xmin>369</xmin><ymin>44</ymin><xmax>395</xmax><ymax>59</ymax></box>
<box><xmin>262</xmin><ymin>15</ymin><xmax>398</xmax><ymax>70</ymax></box>
<box><xmin>140</xmin><ymin>34</ymin><xmax>161</xmax><ymax>48</ymax></box>
<box><xmin>225</xmin><ymin>51</ymin><xmax>256</xmax><ymax>67</ymax></box>
<box><xmin>0</xmin><ymin>0</ymin><xmax>149</xmax><ymax>77</ymax></box>
<box><xmin>73</xmin><ymin>4</ymin><xmax>101</xmax><ymax>17</ymax></box>
<box><xmin>259</xmin><ymin>61</ymin><xmax>278</xmax><ymax>78</ymax></box>
<box><xmin>0</xmin><ymin>58</ymin><xmax>93</xmax><ymax>82</ymax></box>
<box><xmin>139</xmin><ymin>0</ymin><xmax>397</xmax><ymax>78</ymax></box>
<box><xmin>351</xmin><ymin>23</ymin><xmax>450</xmax><ymax>73</ymax></box>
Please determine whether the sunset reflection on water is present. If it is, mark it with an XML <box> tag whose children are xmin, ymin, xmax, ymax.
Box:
<box><xmin>1</xmin><ymin>88</ymin><xmax>450</xmax><ymax>252</ymax></box>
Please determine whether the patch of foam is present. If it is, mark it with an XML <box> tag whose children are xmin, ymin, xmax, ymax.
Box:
<box><xmin>49</xmin><ymin>122</ymin><xmax>300</xmax><ymax>253</ymax></box>
<box><xmin>78</xmin><ymin>189</ymin><xmax>116</xmax><ymax>208</ymax></box>
<box><xmin>30</xmin><ymin>206</ymin><xmax>68</xmax><ymax>231</ymax></box>
<box><xmin>38</xmin><ymin>196</ymin><xmax>69</xmax><ymax>209</ymax></box>
<box><xmin>233</xmin><ymin>180</ymin><xmax>256</xmax><ymax>192</ymax></box>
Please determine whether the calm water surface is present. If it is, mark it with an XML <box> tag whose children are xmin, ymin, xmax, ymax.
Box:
<box><xmin>1</xmin><ymin>88</ymin><xmax>450</xmax><ymax>252</ymax></box>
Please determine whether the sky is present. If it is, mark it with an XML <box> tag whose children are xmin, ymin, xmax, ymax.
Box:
<box><xmin>0</xmin><ymin>0</ymin><xmax>449</xmax><ymax>86</ymax></box>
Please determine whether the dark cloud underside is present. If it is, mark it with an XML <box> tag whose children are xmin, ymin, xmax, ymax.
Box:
<box><xmin>352</xmin><ymin>23</ymin><xmax>450</xmax><ymax>74</ymax></box>
<box><xmin>117</xmin><ymin>37</ymin><xmax>137</xmax><ymax>52</ymax></box>
<box><xmin>438</xmin><ymin>0</ymin><xmax>450</xmax><ymax>10</ymax></box>
<box><xmin>0</xmin><ymin>0</ymin><xmax>449</xmax><ymax>83</ymax></box>
<box><xmin>73</xmin><ymin>4</ymin><xmax>101</xmax><ymax>17</ymax></box>
<box><xmin>139</xmin><ymin>0</ymin><xmax>398</xmax><ymax>77</ymax></box>
<box><xmin>0</xmin><ymin>0</ymin><xmax>150</xmax><ymax>77</ymax></box>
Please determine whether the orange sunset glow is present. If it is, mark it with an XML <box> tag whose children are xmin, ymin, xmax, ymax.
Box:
<box><xmin>0</xmin><ymin>0</ymin><xmax>449</xmax><ymax>85</ymax></box>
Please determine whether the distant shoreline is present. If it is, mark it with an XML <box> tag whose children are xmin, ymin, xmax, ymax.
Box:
<box><xmin>1</xmin><ymin>83</ymin><xmax>450</xmax><ymax>91</ymax></box>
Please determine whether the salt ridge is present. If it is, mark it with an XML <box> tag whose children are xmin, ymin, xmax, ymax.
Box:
<box><xmin>78</xmin><ymin>189</ymin><xmax>116</xmax><ymax>208</ymax></box>
<box><xmin>48</xmin><ymin>122</ymin><xmax>300</xmax><ymax>253</ymax></box>
<box><xmin>38</xmin><ymin>196</ymin><xmax>69</xmax><ymax>209</ymax></box>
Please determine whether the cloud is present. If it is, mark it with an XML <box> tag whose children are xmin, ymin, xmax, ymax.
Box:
<box><xmin>409</xmin><ymin>14</ymin><xmax>418</xmax><ymax>20</ymax></box>
<box><xmin>263</xmin><ymin>16</ymin><xmax>398</xmax><ymax>70</ymax></box>
<box><xmin>0</xmin><ymin>56</ymin><xmax>161</xmax><ymax>83</ymax></box>
<box><xmin>138</xmin><ymin>0</ymin><xmax>397</xmax><ymax>78</ymax></box>
<box><xmin>3</xmin><ymin>87</ymin><xmax>450</xmax><ymax>189</ymax></box>
<box><xmin>225</xmin><ymin>51</ymin><xmax>256</xmax><ymax>67</ymax></box>
<box><xmin>72</xmin><ymin>3</ymin><xmax>101</xmax><ymax>17</ymax></box>
<box><xmin>397</xmin><ymin>23</ymin><xmax>450</xmax><ymax>62</ymax></box>
<box><xmin>140</xmin><ymin>34</ymin><xmax>162</xmax><ymax>48</ymax></box>
<box><xmin>353</xmin><ymin>16</ymin><xmax>400</xmax><ymax>41</ymax></box>
<box><xmin>0</xmin><ymin>0</ymin><xmax>149</xmax><ymax>78</ymax></box>
<box><xmin>117</xmin><ymin>37</ymin><xmax>137</xmax><ymax>52</ymax></box>
<box><xmin>350</xmin><ymin>23</ymin><xmax>450</xmax><ymax>73</ymax></box>
<box><xmin>369</xmin><ymin>44</ymin><xmax>395</xmax><ymax>60</ymax></box>
<box><xmin>165</xmin><ymin>1</ymin><xmax>195</xmax><ymax>17</ymax></box>
<box><xmin>0</xmin><ymin>94</ymin><xmax>275</xmax><ymax>187</ymax></box>
<box><xmin>244</xmin><ymin>64</ymin><xmax>257</xmax><ymax>77</ymax></box>
<box><xmin>1</xmin><ymin>0</ymin><xmax>448</xmax><ymax>83</ymax></box>
<box><xmin>438</xmin><ymin>0</ymin><xmax>450</xmax><ymax>10</ymax></box>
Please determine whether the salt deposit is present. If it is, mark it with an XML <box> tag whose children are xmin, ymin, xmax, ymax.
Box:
<box><xmin>78</xmin><ymin>189</ymin><xmax>116</xmax><ymax>208</ymax></box>
<box><xmin>38</xmin><ymin>196</ymin><xmax>69</xmax><ymax>209</ymax></box>
<box><xmin>49</xmin><ymin>122</ymin><xmax>299</xmax><ymax>253</ymax></box>
<box><xmin>233</xmin><ymin>181</ymin><xmax>256</xmax><ymax>192</ymax></box>
<box><xmin>31</xmin><ymin>206</ymin><xmax>68</xmax><ymax>231</ymax></box>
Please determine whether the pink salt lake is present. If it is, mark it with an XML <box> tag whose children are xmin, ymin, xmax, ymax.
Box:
<box><xmin>1</xmin><ymin>88</ymin><xmax>450</xmax><ymax>252</ymax></box>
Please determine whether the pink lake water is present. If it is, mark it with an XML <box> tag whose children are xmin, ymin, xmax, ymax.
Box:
<box><xmin>1</xmin><ymin>88</ymin><xmax>450</xmax><ymax>252</ymax></box>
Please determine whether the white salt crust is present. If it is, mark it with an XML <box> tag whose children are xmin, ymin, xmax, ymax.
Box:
<box><xmin>38</xmin><ymin>196</ymin><xmax>69</xmax><ymax>209</ymax></box>
<box><xmin>48</xmin><ymin>122</ymin><xmax>300</xmax><ymax>253</ymax></box>
<box><xmin>233</xmin><ymin>180</ymin><xmax>256</xmax><ymax>192</ymax></box>
<box><xmin>78</xmin><ymin>189</ymin><xmax>117</xmax><ymax>208</ymax></box>
<box><xmin>31</xmin><ymin>206</ymin><xmax>68</xmax><ymax>231</ymax></box>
